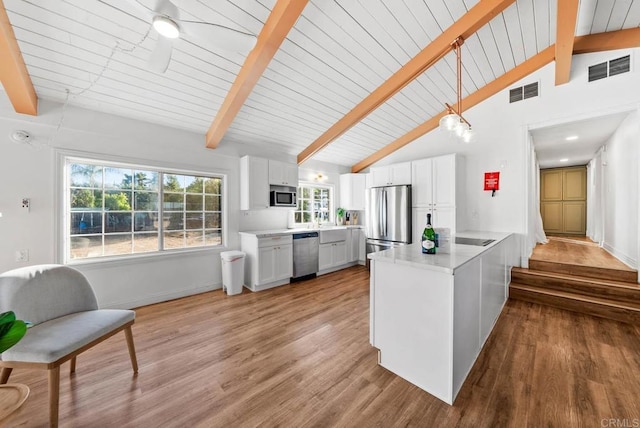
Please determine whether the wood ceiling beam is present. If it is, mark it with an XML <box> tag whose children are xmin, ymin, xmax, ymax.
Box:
<box><xmin>554</xmin><ymin>0</ymin><xmax>579</xmax><ymax>85</ymax></box>
<box><xmin>296</xmin><ymin>0</ymin><xmax>516</xmax><ymax>165</ymax></box>
<box><xmin>351</xmin><ymin>46</ymin><xmax>556</xmax><ymax>173</ymax></box>
<box><xmin>0</xmin><ymin>0</ymin><xmax>37</xmax><ymax>115</ymax></box>
<box><xmin>573</xmin><ymin>27</ymin><xmax>640</xmax><ymax>54</ymax></box>
<box><xmin>205</xmin><ymin>0</ymin><xmax>308</xmax><ymax>149</ymax></box>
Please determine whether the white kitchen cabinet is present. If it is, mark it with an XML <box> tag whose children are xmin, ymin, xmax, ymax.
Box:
<box><xmin>411</xmin><ymin>155</ymin><xmax>456</xmax><ymax>208</ymax></box>
<box><xmin>240</xmin><ymin>156</ymin><xmax>269</xmax><ymax>210</ymax></box>
<box><xmin>358</xmin><ymin>229</ymin><xmax>366</xmax><ymax>264</ymax></box>
<box><xmin>269</xmin><ymin>160</ymin><xmax>299</xmax><ymax>186</ymax></box>
<box><xmin>480</xmin><ymin>243</ymin><xmax>507</xmax><ymax>345</ymax></box>
<box><xmin>318</xmin><ymin>241</ymin><xmax>348</xmax><ymax>272</ymax></box>
<box><xmin>240</xmin><ymin>233</ymin><xmax>293</xmax><ymax>292</ymax></box>
<box><xmin>370</xmin><ymin>162</ymin><xmax>412</xmax><ymax>187</ymax></box>
<box><xmin>347</xmin><ymin>228</ymin><xmax>359</xmax><ymax>262</ymax></box>
<box><xmin>411</xmin><ymin>154</ymin><xmax>462</xmax><ymax>237</ymax></box>
<box><xmin>340</xmin><ymin>173</ymin><xmax>366</xmax><ymax>210</ymax></box>
<box><xmin>413</xmin><ymin>207</ymin><xmax>455</xmax><ymax>247</ymax></box>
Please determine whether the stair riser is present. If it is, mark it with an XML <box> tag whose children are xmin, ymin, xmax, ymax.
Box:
<box><xmin>529</xmin><ymin>260</ymin><xmax>638</xmax><ymax>283</ymax></box>
<box><xmin>511</xmin><ymin>274</ymin><xmax>640</xmax><ymax>305</ymax></box>
<box><xmin>509</xmin><ymin>288</ymin><xmax>640</xmax><ymax>324</ymax></box>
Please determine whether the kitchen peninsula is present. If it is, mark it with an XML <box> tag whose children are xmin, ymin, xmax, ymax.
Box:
<box><xmin>369</xmin><ymin>231</ymin><xmax>516</xmax><ymax>405</ymax></box>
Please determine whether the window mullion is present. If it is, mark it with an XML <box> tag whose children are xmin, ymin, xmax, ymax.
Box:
<box><xmin>159</xmin><ymin>172</ymin><xmax>165</xmax><ymax>251</ymax></box>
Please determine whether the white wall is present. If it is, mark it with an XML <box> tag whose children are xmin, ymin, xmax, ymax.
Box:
<box><xmin>367</xmin><ymin>48</ymin><xmax>640</xmax><ymax>262</ymax></box>
<box><xmin>601</xmin><ymin>111</ymin><xmax>640</xmax><ymax>268</ymax></box>
<box><xmin>0</xmin><ymin>97</ymin><xmax>243</xmax><ymax>308</ymax></box>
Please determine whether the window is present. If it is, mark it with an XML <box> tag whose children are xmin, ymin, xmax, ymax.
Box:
<box><xmin>66</xmin><ymin>158</ymin><xmax>223</xmax><ymax>261</ymax></box>
<box><xmin>295</xmin><ymin>183</ymin><xmax>333</xmax><ymax>224</ymax></box>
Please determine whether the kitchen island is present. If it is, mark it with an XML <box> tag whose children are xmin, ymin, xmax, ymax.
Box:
<box><xmin>368</xmin><ymin>231</ymin><xmax>517</xmax><ymax>405</ymax></box>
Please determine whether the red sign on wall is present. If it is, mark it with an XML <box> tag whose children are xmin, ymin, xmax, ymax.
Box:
<box><xmin>484</xmin><ymin>171</ymin><xmax>500</xmax><ymax>191</ymax></box>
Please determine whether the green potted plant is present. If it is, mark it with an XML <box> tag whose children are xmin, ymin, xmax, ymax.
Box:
<box><xmin>336</xmin><ymin>207</ymin><xmax>345</xmax><ymax>225</ymax></box>
<box><xmin>0</xmin><ymin>311</ymin><xmax>26</xmax><ymax>354</ymax></box>
<box><xmin>0</xmin><ymin>311</ymin><xmax>29</xmax><ymax>420</ymax></box>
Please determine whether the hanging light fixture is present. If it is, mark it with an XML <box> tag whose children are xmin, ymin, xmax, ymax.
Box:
<box><xmin>439</xmin><ymin>38</ymin><xmax>475</xmax><ymax>143</ymax></box>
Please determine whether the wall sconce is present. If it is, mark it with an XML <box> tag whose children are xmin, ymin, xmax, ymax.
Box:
<box><xmin>314</xmin><ymin>173</ymin><xmax>326</xmax><ymax>181</ymax></box>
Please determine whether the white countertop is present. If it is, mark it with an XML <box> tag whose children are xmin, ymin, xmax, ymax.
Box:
<box><xmin>239</xmin><ymin>225</ymin><xmax>364</xmax><ymax>238</ymax></box>
<box><xmin>368</xmin><ymin>231</ymin><xmax>512</xmax><ymax>274</ymax></box>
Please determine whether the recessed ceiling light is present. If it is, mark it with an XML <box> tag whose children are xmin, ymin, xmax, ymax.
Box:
<box><xmin>565</xmin><ymin>135</ymin><xmax>578</xmax><ymax>141</ymax></box>
<box><xmin>560</xmin><ymin>158</ymin><xmax>569</xmax><ymax>162</ymax></box>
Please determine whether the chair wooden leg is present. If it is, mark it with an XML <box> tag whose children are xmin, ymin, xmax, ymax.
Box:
<box><xmin>124</xmin><ymin>326</ymin><xmax>139</xmax><ymax>373</ymax></box>
<box><xmin>70</xmin><ymin>356</ymin><xmax>77</xmax><ymax>374</ymax></box>
<box><xmin>49</xmin><ymin>366</ymin><xmax>60</xmax><ymax>428</ymax></box>
<box><xmin>0</xmin><ymin>367</ymin><xmax>12</xmax><ymax>384</ymax></box>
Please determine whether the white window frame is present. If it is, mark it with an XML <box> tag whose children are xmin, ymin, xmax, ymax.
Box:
<box><xmin>294</xmin><ymin>182</ymin><xmax>335</xmax><ymax>226</ymax></box>
<box><xmin>59</xmin><ymin>153</ymin><xmax>227</xmax><ymax>264</ymax></box>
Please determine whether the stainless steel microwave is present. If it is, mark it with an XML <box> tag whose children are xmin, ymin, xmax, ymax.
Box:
<box><xmin>270</xmin><ymin>190</ymin><xmax>297</xmax><ymax>207</ymax></box>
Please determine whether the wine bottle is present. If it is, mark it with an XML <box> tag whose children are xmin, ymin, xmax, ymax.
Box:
<box><xmin>421</xmin><ymin>213</ymin><xmax>436</xmax><ymax>254</ymax></box>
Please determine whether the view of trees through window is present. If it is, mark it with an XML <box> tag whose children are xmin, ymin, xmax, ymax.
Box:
<box><xmin>294</xmin><ymin>184</ymin><xmax>332</xmax><ymax>224</ymax></box>
<box><xmin>68</xmin><ymin>160</ymin><xmax>223</xmax><ymax>260</ymax></box>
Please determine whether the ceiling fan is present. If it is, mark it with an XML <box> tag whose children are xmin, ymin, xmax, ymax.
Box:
<box><xmin>128</xmin><ymin>0</ymin><xmax>257</xmax><ymax>73</ymax></box>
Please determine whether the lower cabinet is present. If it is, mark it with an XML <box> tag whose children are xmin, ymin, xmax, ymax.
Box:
<box><xmin>257</xmin><ymin>244</ymin><xmax>293</xmax><ymax>285</ymax></box>
<box><xmin>241</xmin><ymin>234</ymin><xmax>293</xmax><ymax>292</ymax></box>
<box><xmin>319</xmin><ymin>241</ymin><xmax>348</xmax><ymax>272</ymax></box>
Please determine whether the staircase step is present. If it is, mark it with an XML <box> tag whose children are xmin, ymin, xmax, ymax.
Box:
<box><xmin>509</xmin><ymin>283</ymin><xmax>640</xmax><ymax>324</ymax></box>
<box><xmin>529</xmin><ymin>259</ymin><xmax>638</xmax><ymax>283</ymax></box>
<box><xmin>511</xmin><ymin>267</ymin><xmax>640</xmax><ymax>305</ymax></box>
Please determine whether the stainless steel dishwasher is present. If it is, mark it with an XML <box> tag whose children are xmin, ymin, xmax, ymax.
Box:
<box><xmin>292</xmin><ymin>231</ymin><xmax>319</xmax><ymax>280</ymax></box>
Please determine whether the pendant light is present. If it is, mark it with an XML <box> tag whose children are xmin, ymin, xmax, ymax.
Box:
<box><xmin>439</xmin><ymin>38</ymin><xmax>475</xmax><ymax>143</ymax></box>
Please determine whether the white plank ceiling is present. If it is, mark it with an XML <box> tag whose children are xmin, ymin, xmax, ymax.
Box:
<box><xmin>4</xmin><ymin>0</ymin><xmax>640</xmax><ymax>166</ymax></box>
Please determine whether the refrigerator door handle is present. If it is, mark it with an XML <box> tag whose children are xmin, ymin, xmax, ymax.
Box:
<box><xmin>382</xmin><ymin>189</ymin><xmax>388</xmax><ymax>237</ymax></box>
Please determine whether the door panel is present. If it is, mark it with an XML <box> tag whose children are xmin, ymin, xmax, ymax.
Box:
<box><xmin>541</xmin><ymin>170</ymin><xmax>563</xmax><ymax>201</ymax></box>
<box><xmin>541</xmin><ymin>202</ymin><xmax>563</xmax><ymax>233</ymax></box>
<box><xmin>563</xmin><ymin>202</ymin><xmax>586</xmax><ymax>234</ymax></box>
<box><xmin>563</xmin><ymin>168</ymin><xmax>587</xmax><ymax>200</ymax></box>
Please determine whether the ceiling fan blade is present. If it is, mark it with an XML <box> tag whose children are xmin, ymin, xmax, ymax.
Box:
<box><xmin>148</xmin><ymin>36</ymin><xmax>173</xmax><ymax>73</ymax></box>
<box><xmin>154</xmin><ymin>0</ymin><xmax>180</xmax><ymax>19</ymax></box>
<box><xmin>180</xmin><ymin>21</ymin><xmax>256</xmax><ymax>52</ymax></box>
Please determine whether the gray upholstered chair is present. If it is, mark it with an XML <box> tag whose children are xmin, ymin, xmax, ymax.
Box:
<box><xmin>0</xmin><ymin>264</ymin><xmax>138</xmax><ymax>427</ymax></box>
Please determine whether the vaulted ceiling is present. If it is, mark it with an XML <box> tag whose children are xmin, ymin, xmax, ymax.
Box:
<box><xmin>2</xmin><ymin>0</ymin><xmax>640</xmax><ymax>169</ymax></box>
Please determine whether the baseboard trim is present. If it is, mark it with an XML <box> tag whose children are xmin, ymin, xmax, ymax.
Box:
<box><xmin>602</xmin><ymin>242</ymin><xmax>637</xmax><ymax>271</ymax></box>
<box><xmin>105</xmin><ymin>283</ymin><xmax>221</xmax><ymax>309</ymax></box>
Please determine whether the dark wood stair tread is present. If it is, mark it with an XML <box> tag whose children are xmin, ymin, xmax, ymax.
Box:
<box><xmin>510</xmin><ymin>283</ymin><xmax>640</xmax><ymax>310</ymax></box>
<box><xmin>511</xmin><ymin>267</ymin><xmax>640</xmax><ymax>289</ymax></box>
<box><xmin>510</xmin><ymin>283</ymin><xmax>640</xmax><ymax>324</ymax></box>
<box><xmin>528</xmin><ymin>259</ymin><xmax>637</xmax><ymax>283</ymax></box>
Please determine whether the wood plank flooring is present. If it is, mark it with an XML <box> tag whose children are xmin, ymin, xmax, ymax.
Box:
<box><xmin>531</xmin><ymin>237</ymin><xmax>636</xmax><ymax>272</ymax></box>
<box><xmin>4</xmin><ymin>266</ymin><xmax>640</xmax><ymax>427</ymax></box>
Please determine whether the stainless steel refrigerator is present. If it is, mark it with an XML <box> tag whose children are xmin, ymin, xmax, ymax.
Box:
<box><xmin>366</xmin><ymin>185</ymin><xmax>412</xmax><ymax>264</ymax></box>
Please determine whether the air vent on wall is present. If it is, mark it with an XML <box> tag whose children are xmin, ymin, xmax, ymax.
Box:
<box><xmin>588</xmin><ymin>55</ymin><xmax>630</xmax><ymax>82</ymax></box>
<box><xmin>509</xmin><ymin>82</ymin><xmax>539</xmax><ymax>103</ymax></box>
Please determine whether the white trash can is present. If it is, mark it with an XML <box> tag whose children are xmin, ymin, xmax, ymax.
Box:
<box><xmin>221</xmin><ymin>250</ymin><xmax>246</xmax><ymax>295</ymax></box>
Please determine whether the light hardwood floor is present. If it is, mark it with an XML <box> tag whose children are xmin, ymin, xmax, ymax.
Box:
<box><xmin>4</xmin><ymin>266</ymin><xmax>640</xmax><ymax>427</ymax></box>
<box><xmin>532</xmin><ymin>236</ymin><xmax>636</xmax><ymax>272</ymax></box>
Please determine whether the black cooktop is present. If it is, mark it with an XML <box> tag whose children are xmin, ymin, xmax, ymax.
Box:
<box><xmin>454</xmin><ymin>237</ymin><xmax>495</xmax><ymax>246</ymax></box>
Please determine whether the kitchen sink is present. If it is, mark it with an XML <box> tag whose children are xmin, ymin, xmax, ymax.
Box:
<box><xmin>454</xmin><ymin>237</ymin><xmax>495</xmax><ymax>246</ymax></box>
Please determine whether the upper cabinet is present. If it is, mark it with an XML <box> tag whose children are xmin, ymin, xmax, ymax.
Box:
<box><xmin>411</xmin><ymin>154</ymin><xmax>458</xmax><ymax>208</ymax></box>
<box><xmin>269</xmin><ymin>160</ymin><xmax>299</xmax><ymax>187</ymax></box>
<box><xmin>241</xmin><ymin>156</ymin><xmax>299</xmax><ymax>210</ymax></box>
<box><xmin>411</xmin><ymin>154</ymin><xmax>463</xmax><ymax>235</ymax></box>
<box><xmin>340</xmin><ymin>173</ymin><xmax>366</xmax><ymax>211</ymax></box>
<box><xmin>240</xmin><ymin>156</ymin><xmax>269</xmax><ymax>210</ymax></box>
<box><xmin>369</xmin><ymin>161</ymin><xmax>412</xmax><ymax>187</ymax></box>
